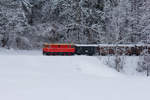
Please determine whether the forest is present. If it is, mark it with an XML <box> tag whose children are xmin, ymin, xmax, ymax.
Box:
<box><xmin>0</xmin><ymin>0</ymin><xmax>150</xmax><ymax>49</ymax></box>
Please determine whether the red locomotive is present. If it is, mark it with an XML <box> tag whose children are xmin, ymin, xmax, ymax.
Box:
<box><xmin>43</xmin><ymin>43</ymin><xmax>75</xmax><ymax>55</ymax></box>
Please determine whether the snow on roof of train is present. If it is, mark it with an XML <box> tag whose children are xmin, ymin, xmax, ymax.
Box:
<box><xmin>43</xmin><ymin>43</ymin><xmax>74</xmax><ymax>45</ymax></box>
<box><xmin>75</xmin><ymin>44</ymin><xmax>149</xmax><ymax>47</ymax></box>
<box><xmin>75</xmin><ymin>44</ymin><xmax>98</xmax><ymax>47</ymax></box>
<box><xmin>98</xmin><ymin>44</ymin><xmax>149</xmax><ymax>47</ymax></box>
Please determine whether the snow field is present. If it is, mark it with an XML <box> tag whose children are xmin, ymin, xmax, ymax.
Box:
<box><xmin>0</xmin><ymin>50</ymin><xmax>150</xmax><ymax>100</ymax></box>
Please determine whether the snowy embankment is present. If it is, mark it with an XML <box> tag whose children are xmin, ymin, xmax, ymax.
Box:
<box><xmin>0</xmin><ymin>49</ymin><xmax>150</xmax><ymax>100</ymax></box>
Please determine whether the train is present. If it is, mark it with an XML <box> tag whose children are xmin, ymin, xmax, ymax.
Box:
<box><xmin>43</xmin><ymin>43</ymin><xmax>150</xmax><ymax>56</ymax></box>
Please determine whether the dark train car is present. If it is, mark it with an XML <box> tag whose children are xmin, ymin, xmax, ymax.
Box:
<box><xmin>75</xmin><ymin>44</ymin><xmax>98</xmax><ymax>56</ymax></box>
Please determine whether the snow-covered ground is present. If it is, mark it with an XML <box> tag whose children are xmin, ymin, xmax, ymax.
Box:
<box><xmin>0</xmin><ymin>49</ymin><xmax>150</xmax><ymax>100</ymax></box>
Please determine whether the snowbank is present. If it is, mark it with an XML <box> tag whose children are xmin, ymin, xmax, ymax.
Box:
<box><xmin>0</xmin><ymin>48</ymin><xmax>41</xmax><ymax>55</ymax></box>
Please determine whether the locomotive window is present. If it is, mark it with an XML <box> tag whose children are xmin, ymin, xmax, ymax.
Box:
<box><xmin>67</xmin><ymin>45</ymin><xmax>71</xmax><ymax>48</ymax></box>
<box><xmin>58</xmin><ymin>45</ymin><xmax>60</xmax><ymax>48</ymax></box>
<box><xmin>68</xmin><ymin>45</ymin><xmax>74</xmax><ymax>48</ymax></box>
<box><xmin>59</xmin><ymin>45</ymin><xmax>63</xmax><ymax>48</ymax></box>
<box><xmin>51</xmin><ymin>45</ymin><xmax>58</xmax><ymax>48</ymax></box>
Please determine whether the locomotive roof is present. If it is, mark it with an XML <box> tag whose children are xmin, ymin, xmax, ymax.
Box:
<box><xmin>44</xmin><ymin>43</ymin><xmax>74</xmax><ymax>45</ymax></box>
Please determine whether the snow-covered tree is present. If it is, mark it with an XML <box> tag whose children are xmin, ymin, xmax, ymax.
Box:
<box><xmin>0</xmin><ymin>0</ymin><xmax>150</xmax><ymax>49</ymax></box>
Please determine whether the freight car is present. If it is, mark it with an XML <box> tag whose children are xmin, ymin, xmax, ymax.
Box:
<box><xmin>98</xmin><ymin>44</ymin><xmax>150</xmax><ymax>56</ymax></box>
